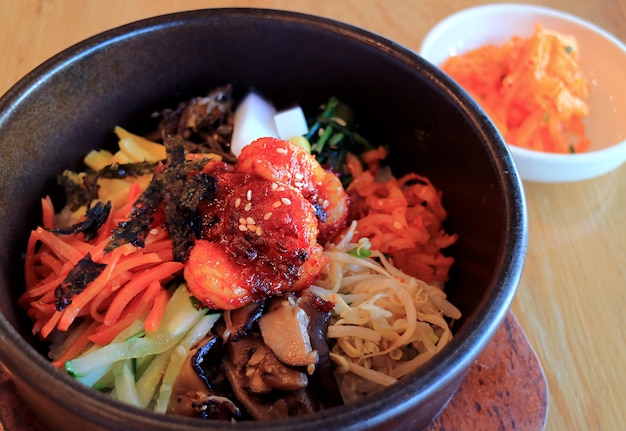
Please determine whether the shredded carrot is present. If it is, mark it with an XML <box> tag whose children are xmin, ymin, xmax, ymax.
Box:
<box><xmin>30</xmin><ymin>227</ymin><xmax>85</xmax><ymax>265</ymax></box>
<box><xmin>441</xmin><ymin>23</ymin><xmax>590</xmax><ymax>154</ymax></box>
<box><xmin>88</xmin><ymin>280</ymin><xmax>162</xmax><ymax>346</ymax></box>
<box><xmin>88</xmin><ymin>283</ymin><xmax>115</xmax><ymax>323</ymax></box>
<box><xmin>347</xmin><ymin>148</ymin><xmax>458</xmax><ymax>284</ymax></box>
<box><xmin>40</xmin><ymin>310</ymin><xmax>63</xmax><ymax>339</ymax></box>
<box><xmin>21</xmin><ymin>172</ymin><xmax>184</xmax><ymax>353</ymax></box>
<box><xmin>51</xmin><ymin>320</ymin><xmax>99</xmax><ymax>368</ymax></box>
<box><xmin>103</xmin><ymin>261</ymin><xmax>183</xmax><ymax>326</ymax></box>
<box><xmin>41</xmin><ymin>196</ymin><xmax>56</xmax><ymax>230</ymax></box>
<box><xmin>144</xmin><ymin>287</ymin><xmax>170</xmax><ymax>334</ymax></box>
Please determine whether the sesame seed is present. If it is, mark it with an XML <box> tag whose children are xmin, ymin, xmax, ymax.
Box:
<box><xmin>234</xmin><ymin>198</ymin><xmax>241</xmax><ymax>208</ymax></box>
<box><xmin>246</xmin><ymin>217</ymin><xmax>255</xmax><ymax>225</ymax></box>
<box><xmin>246</xmin><ymin>189</ymin><xmax>252</xmax><ymax>201</ymax></box>
<box><xmin>244</xmin><ymin>203</ymin><xmax>252</xmax><ymax>211</ymax></box>
<box><xmin>247</xmin><ymin>225</ymin><xmax>257</xmax><ymax>232</ymax></box>
<box><xmin>263</xmin><ymin>212</ymin><xmax>273</xmax><ymax>220</ymax></box>
<box><xmin>272</xmin><ymin>201</ymin><xmax>282</xmax><ymax>208</ymax></box>
<box><xmin>150</xmin><ymin>228</ymin><xmax>158</xmax><ymax>235</ymax></box>
<box><xmin>322</xmin><ymin>199</ymin><xmax>329</xmax><ymax>209</ymax></box>
<box><xmin>281</xmin><ymin>197</ymin><xmax>292</xmax><ymax>205</ymax></box>
<box><xmin>238</xmin><ymin>225</ymin><xmax>247</xmax><ymax>232</ymax></box>
<box><xmin>277</xmin><ymin>186</ymin><xmax>285</xmax><ymax>192</ymax></box>
<box><xmin>294</xmin><ymin>173</ymin><xmax>304</xmax><ymax>180</ymax></box>
<box><xmin>271</xmin><ymin>182</ymin><xmax>278</xmax><ymax>191</ymax></box>
<box><xmin>256</xmin><ymin>226</ymin><xmax>263</xmax><ymax>236</ymax></box>
<box><xmin>276</xmin><ymin>147</ymin><xmax>288</xmax><ymax>154</ymax></box>
<box><xmin>294</xmin><ymin>181</ymin><xmax>304</xmax><ymax>188</ymax></box>
<box><xmin>239</xmin><ymin>217</ymin><xmax>246</xmax><ymax>225</ymax></box>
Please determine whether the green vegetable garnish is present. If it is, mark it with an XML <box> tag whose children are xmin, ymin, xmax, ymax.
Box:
<box><xmin>348</xmin><ymin>247</ymin><xmax>371</xmax><ymax>258</ymax></box>
<box><xmin>306</xmin><ymin>97</ymin><xmax>374</xmax><ymax>186</ymax></box>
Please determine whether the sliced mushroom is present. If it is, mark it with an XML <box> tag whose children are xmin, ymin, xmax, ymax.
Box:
<box><xmin>258</xmin><ymin>352</ymin><xmax>308</xmax><ymax>391</ymax></box>
<box><xmin>168</xmin><ymin>335</ymin><xmax>242</xmax><ymax>420</ymax></box>
<box><xmin>227</xmin><ymin>332</ymin><xmax>265</xmax><ymax>369</ymax></box>
<box><xmin>222</xmin><ymin>356</ymin><xmax>276</xmax><ymax>420</ymax></box>
<box><xmin>299</xmin><ymin>292</ymin><xmax>344</xmax><ymax>409</ymax></box>
<box><xmin>194</xmin><ymin>393</ymin><xmax>242</xmax><ymax>420</ymax></box>
<box><xmin>247</xmin><ymin>368</ymin><xmax>274</xmax><ymax>394</ymax></box>
<box><xmin>191</xmin><ymin>335</ymin><xmax>226</xmax><ymax>390</ymax></box>
<box><xmin>258</xmin><ymin>297</ymin><xmax>318</xmax><ymax>367</ymax></box>
<box><xmin>226</xmin><ymin>300</ymin><xmax>266</xmax><ymax>341</ymax></box>
<box><xmin>168</xmin><ymin>359</ymin><xmax>212</xmax><ymax>417</ymax></box>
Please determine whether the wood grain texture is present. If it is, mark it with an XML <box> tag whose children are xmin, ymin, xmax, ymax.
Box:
<box><xmin>1</xmin><ymin>1</ymin><xmax>625</xmax><ymax>430</ymax></box>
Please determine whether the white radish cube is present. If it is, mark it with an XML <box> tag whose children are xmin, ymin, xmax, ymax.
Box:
<box><xmin>274</xmin><ymin>106</ymin><xmax>309</xmax><ymax>141</ymax></box>
<box><xmin>231</xmin><ymin>92</ymin><xmax>279</xmax><ymax>156</ymax></box>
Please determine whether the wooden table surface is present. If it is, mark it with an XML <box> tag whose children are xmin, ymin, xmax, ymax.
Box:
<box><xmin>1</xmin><ymin>1</ymin><xmax>624</xmax><ymax>430</ymax></box>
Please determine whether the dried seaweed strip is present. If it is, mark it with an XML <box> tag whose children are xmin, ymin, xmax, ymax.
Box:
<box><xmin>49</xmin><ymin>201</ymin><xmax>112</xmax><ymax>241</ymax></box>
<box><xmin>57</xmin><ymin>171</ymin><xmax>93</xmax><ymax>212</ymax></box>
<box><xmin>160</xmin><ymin>135</ymin><xmax>217</xmax><ymax>262</ymax></box>
<box><xmin>54</xmin><ymin>253</ymin><xmax>107</xmax><ymax>311</ymax></box>
<box><xmin>58</xmin><ymin>161</ymin><xmax>160</xmax><ymax>212</ymax></box>
<box><xmin>96</xmin><ymin>161</ymin><xmax>160</xmax><ymax>180</ymax></box>
<box><xmin>105</xmin><ymin>178</ymin><xmax>164</xmax><ymax>252</ymax></box>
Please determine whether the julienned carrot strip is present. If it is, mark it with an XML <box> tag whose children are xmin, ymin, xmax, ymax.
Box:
<box><xmin>89</xmin><ymin>280</ymin><xmax>162</xmax><ymax>346</ymax></box>
<box><xmin>109</xmin><ymin>253</ymin><xmax>168</xmax><ymax>290</ymax></box>
<box><xmin>19</xmin><ymin>272</ymin><xmax>66</xmax><ymax>305</ymax></box>
<box><xmin>143</xmin><ymin>240</ymin><xmax>175</xmax><ymax>258</ymax></box>
<box><xmin>87</xmin><ymin>235</ymin><xmax>115</xmax><ymax>263</ymax></box>
<box><xmin>144</xmin><ymin>287</ymin><xmax>170</xmax><ymax>334</ymax></box>
<box><xmin>41</xmin><ymin>196</ymin><xmax>56</xmax><ymax>230</ymax></box>
<box><xmin>32</xmin><ymin>227</ymin><xmax>84</xmax><ymax>265</ymax></box>
<box><xmin>51</xmin><ymin>320</ymin><xmax>99</xmax><ymax>368</ymax></box>
<box><xmin>89</xmin><ymin>283</ymin><xmax>115</xmax><ymax>323</ymax></box>
<box><xmin>40</xmin><ymin>310</ymin><xmax>63</xmax><ymax>339</ymax></box>
<box><xmin>103</xmin><ymin>261</ymin><xmax>183</xmax><ymax>326</ymax></box>
<box><xmin>30</xmin><ymin>302</ymin><xmax>56</xmax><ymax>315</ymax></box>
<box><xmin>64</xmin><ymin>237</ymin><xmax>94</xmax><ymax>255</ymax></box>
<box><xmin>38</xmin><ymin>251</ymin><xmax>65</xmax><ymax>276</ymax></box>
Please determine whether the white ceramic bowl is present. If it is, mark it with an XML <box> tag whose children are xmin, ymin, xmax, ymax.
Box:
<box><xmin>420</xmin><ymin>3</ymin><xmax>626</xmax><ymax>182</ymax></box>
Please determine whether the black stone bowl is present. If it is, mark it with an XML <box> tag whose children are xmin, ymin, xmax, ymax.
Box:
<box><xmin>0</xmin><ymin>8</ymin><xmax>526</xmax><ymax>431</ymax></box>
